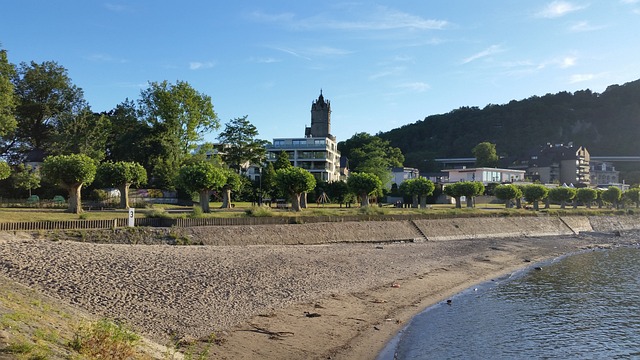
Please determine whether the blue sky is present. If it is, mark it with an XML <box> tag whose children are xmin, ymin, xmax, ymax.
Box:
<box><xmin>2</xmin><ymin>1</ymin><xmax>640</xmax><ymax>144</ymax></box>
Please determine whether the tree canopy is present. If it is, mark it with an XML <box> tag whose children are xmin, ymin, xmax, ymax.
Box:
<box><xmin>217</xmin><ymin>115</ymin><xmax>267</xmax><ymax>173</ymax></box>
<box><xmin>96</xmin><ymin>161</ymin><xmax>147</xmax><ymax>209</ymax></box>
<box><xmin>338</xmin><ymin>132</ymin><xmax>404</xmax><ymax>187</ymax></box>
<box><xmin>0</xmin><ymin>48</ymin><xmax>16</xmax><ymax>143</ymax></box>
<box><xmin>494</xmin><ymin>184</ymin><xmax>522</xmax><ymax>208</ymax></box>
<box><xmin>41</xmin><ymin>154</ymin><xmax>96</xmax><ymax>213</ymax></box>
<box><xmin>275</xmin><ymin>167</ymin><xmax>316</xmax><ymax>211</ymax></box>
<box><xmin>177</xmin><ymin>161</ymin><xmax>226</xmax><ymax>213</ymax></box>
<box><xmin>548</xmin><ymin>187</ymin><xmax>576</xmax><ymax>209</ymax></box>
<box><xmin>347</xmin><ymin>172</ymin><xmax>383</xmax><ymax>207</ymax></box>
<box><xmin>472</xmin><ymin>142</ymin><xmax>499</xmax><ymax>168</ymax></box>
<box><xmin>522</xmin><ymin>184</ymin><xmax>549</xmax><ymax>210</ymax></box>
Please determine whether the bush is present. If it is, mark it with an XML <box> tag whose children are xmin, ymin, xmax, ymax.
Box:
<box><xmin>68</xmin><ymin>319</ymin><xmax>139</xmax><ymax>359</ymax></box>
<box><xmin>145</xmin><ymin>208</ymin><xmax>171</xmax><ymax>219</ymax></box>
<box><xmin>26</xmin><ymin>195</ymin><xmax>40</xmax><ymax>203</ymax></box>
<box><xmin>245</xmin><ymin>206</ymin><xmax>273</xmax><ymax>217</ymax></box>
<box><xmin>358</xmin><ymin>206</ymin><xmax>388</xmax><ymax>216</ymax></box>
<box><xmin>88</xmin><ymin>189</ymin><xmax>109</xmax><ymax>201</ymax></box>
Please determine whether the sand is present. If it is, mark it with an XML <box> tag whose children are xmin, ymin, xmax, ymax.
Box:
<box><xmin>0</xmin><ymin>230</ymin><xmax>636</xmax><ymax>359</ymax></box>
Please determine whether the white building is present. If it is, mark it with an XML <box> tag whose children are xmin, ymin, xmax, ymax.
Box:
<box><xmin>442</xmin><ymin>167</ymin><xmax>525</xmax><ymax>184</ymax></box>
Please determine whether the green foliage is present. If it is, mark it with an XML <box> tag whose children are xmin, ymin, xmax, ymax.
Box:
<box><xmin>88</xmin><ymin>189</ymin><xmax>109</xmax><ymax>201</ymax></box>
<box><xmin>96</xmin><ymin>161</ymin><xmax>148</xmax><ymax>188</ymax></box>
<box><xmin>548</xmin><ymin>186</ymin><xmax>577</xmax><ymax>208</ymax></box>
<box><xmin>275</xmin><ymin>167</ymin><xmax>316</xmax><ymax>211</ymax></box>
<box><xmin>0</xmin><ymin>160</ymin><xmax>9</xmax><ymax>180</ymax></box>
<box><xmin>68</xmin><ymin>319</ymin><xmax>140</xmax><ymax>359</ymax></box>
<box><xmin>338</xmin><ymin>132</ymin><xmax>403</xmax><ymax>187</ymax></box>
<box><xmin>0</xmin><ymin>48</ymin><xmax>17</xmax><ymax>140</ymax></box>
<box><xmin>522</xmin><ymin>184</ymin><xmax>549</xmax><ymax>210</ymax></box>
<box><xmin>41</xmin><ymin>154</ymin><xmax>97</xmax><ymax>189</ymax></box>
<box><xmin>274</xmin><ymin>150</ymin><xmax>292</xmax><ymax>170</ymax></box>
<box><xmin>325</xmin><ymin>180</ymin><xmax>349</xmax><ymax>205</ymax></box>
<box><xmin>624</xmin><ymin>188</ymin><xmax>640</xmax><ymax>207</ymax></box>
<box><xmin>245</xmin><ymin>205</ymin><xmax>273</xmax><ymax>217</ymax></box>
<box><xmin>347</xmin><ymin>172</ymin><xmax>383</xmax><ymax>207</ymax></box>
<box><xmin>50</xmin><ymin>109</ymin><xmax>110</xmax><ymax>161</ymax></box>
<box><xmin>576</xmin><ymin>188</ymin><xmax>597</xmax><ymax>207</ymax></box>
<box><xmin>10</xmin><ymin>163</ymin><xmax>41</xmax><ymax>195</ymax></box>
<box><xmin>177</xmin><ymin>161</ymin><xmax>226</xmax><ymax>193</ymax></box>
<box><xmin>217</xmin><ymin>115</ymin><xmax>267</xmax><ymax>173</ymax></box>
<box><xmin>472</xmin><ymin>142</ymin><xmax>499</xmax><ymax>167</ymax></box>
<box><xmin>601</xmin><ymin>186</ymin><xmax>622</xmax><ymax>207</ymax></box>
<box><xmin>494</xmin><ymin>184</ymin><xmax>523</xmax><ymax>208</ymax></box>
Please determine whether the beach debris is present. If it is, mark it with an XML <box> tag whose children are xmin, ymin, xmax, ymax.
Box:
<box><xmin>372</xmin><ymin>299</ymin><xmax>387</xmax><ymax>304</ymax></box>
<box><xmin>304</xmin><ymin>311</ymin><xmax>321</xmax><ymax>318</ymax></box>
<box><xmin>534</xmin><ymin>267</ymin><xmax>543</xmax><ymax>271</ymax></box>
<box><xmin>238</xmin><ymin>324</ymin><xmax>294</xmax><ymax>340</ymax></box>
<box><xmin>391</xmin><ymin>283</ymin><xmax>400</xmax><ymax>288</ymax></box>
<box><xmin>314</xmin><ymin>303</ymin><xmax>325</xmax><ymax>309</ymax></box>
<box><xmin>374</xmin><ymin>326</ymin><xmax>380</xmax><ymax>331</ymax></box>
<box><xmin>446</xmin><ymin>299</ymin><xmax>452</xmax><ymax>305</ymax></box>
<box><xmin>523</xmin><ymin>259</ymin><xmax>531</xmax><ymax>263</ymax></box>
<box><xmin>375</xmin><ymin>245</ymin><xmax>384</xmax><ymax>249</ymax></box>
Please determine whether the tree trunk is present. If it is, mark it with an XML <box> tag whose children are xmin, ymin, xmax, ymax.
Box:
<box><xmin>301</xmin><ymin>192</ymin><xmax>308</xmax><ymax>209</ymax></box>
<box><xmin>586</xmin><ymin>201</ymin><xmax>591</xmax><ymax>209</ymax></box>
<box><xmin>505</xmin><ymin>199</ymin><xmax>510</xmax><ymax>209</ymax></box>
<box><xmin>533</xmin><ymin>200</ymin><xmax>539</xmax><ymax>211</ymax></box>
<box><xmin>119</xmin><ymin>183</ymin><xmax>130</xmax><ymax>209</ymax></box>
<box><xmin>291</xmin><ymin>193</ymin><xmax>302</xmax><ymax>211</ymax></box>
<box><xmin>67</xmin><ymin>184</ymin><xmax>82</xmax><ymax>214</ymax></box>
<box><xmin>560</xmin><ymin>200</ymin><xmax>566</xmax><ymax>209</ymax></box>
<box><xmin>466</xmin><ymin>196</ymin><xmax>474</xmax><ymax>208</ymax></box>
<box><xmin>572</xmin><ymin>199</ymin><xmax>578</xmax><ymax>209</ymax></box>
<box><xmin>454</xmin><ymin>196</ymin><xmax>462</xmax><ymax>209</ymax></box>
<box><xmin>412</xmin><ymin>194</ymin><xmax>419</xmax><ymax>208</ymax></box>
<box><xmin>221</xmin><ymin>187</ymin><xmax>232</xmax><ymax>209</ymax></box>
<box><xmin>419</xmin><ymin>195</ymin><xmax>427</xmax><ymax>209</ymax></box>
<box><xmin>199</xmin><ymin>190</ymin><xmax>210</xmax><ymax>213</ymax></box>
<box><xmin>545</xmin><ymin>198</ymin><xmax>550</xmax><ymax>209</ymax></box>
<box><xmin>516</xmin><ymin>197</ymin><xmax>522</xmax><ymax>209</ymax></box>
<box><xmin>360</xmin><ymin>192</ymin><xmax>370</xmax><ymax>207</ymax></box>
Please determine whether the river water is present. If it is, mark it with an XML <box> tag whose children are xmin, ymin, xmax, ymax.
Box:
<box><xmin>378</xmin><ymin>247</ymin><xmax>640</xmax><ymax>360</ymax></box>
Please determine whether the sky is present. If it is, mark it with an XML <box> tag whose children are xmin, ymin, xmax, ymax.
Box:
<box><xmin>2</xmin><ymin>1</ymin><xmax>640</xmax><ymax>144</ymax></box>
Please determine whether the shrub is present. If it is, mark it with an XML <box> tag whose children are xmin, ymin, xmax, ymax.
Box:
<box><xmin>68</xmin><ymin>319</ymin><xmax>139</xmax><ymax>359</ymax></box>
<box><xmin>88</xmin><ymin>189</ymin><xmax>109</xmax><ymax>201</ymax></box>
<box><xmin>245</xmin><ymin>206</ymin><xmax>273</xmax><ymax>217</ymax></box>
<box><xmin>145</xmin><ymin>208</ymin><xmax>171</xmax><ymax>219</ymax></box>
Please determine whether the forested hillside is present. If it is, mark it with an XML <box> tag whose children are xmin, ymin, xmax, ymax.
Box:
<box><xmin>379</xmin><ymin>79</ymin><xmax>640</xmax><ymax>172</ymax></box>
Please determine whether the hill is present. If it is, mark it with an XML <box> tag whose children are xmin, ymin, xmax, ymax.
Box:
<box><xmin>378</xmin><ymin>79</ymin><xmax>640</xmax><ymax>172</ymax></box>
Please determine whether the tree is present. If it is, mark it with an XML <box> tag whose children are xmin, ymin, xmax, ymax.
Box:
<box><xmin>41</xmin><ymin>154</ymin><xmax>97</xmax><ymax>213</ymax></box>
<box><xmin>548</xmin><ymin>187</ymin><xmax>577</xmax><ymax>209</ymax></box>
<box><xmin>11</xmin><ymin>163</ymin><xmax>40</xmax><ymax>197</ymax></box>
<box><xmin>576</xmin><ymin>188</ymin><xmax>597</xmax><ymax>209</ymax></box>
<box><xmin>104</xmin><ymin>99</ymin><xmax>151</xmax><ymax>165</ymax></box>
<box><xmin>338</xmin><ymin>132</ymin><xmax>404</xmax><ymax>188</ymax></box>
<box><xmin>12</xmin><ymin>61</ymin><xmax>86</xmax><ymax>157</ymax></box>
<box><xmin>522</xmin><ymin>184</ymin><xmax>549</xmax><ymax>211</ymax></box>
<box><xmin>220</xmin><ymin>169</ymin><xmax>243</xmax><ymax>209</ymax></box>
<box><xmin>400</xmin><ymin>177</ymin><xmax>435</xmax><ymax>208</ymax></box>
<box><xmin>95</xmin><ymin>161</ymin><xmax>147</xmax><ymax>209</ymax></box>
<box><xmin>0</xmin><ymin>161</ymin><xmax>9</xmax><ymax>180</ymax></box>
<box><xmin>217</xmin><ymin>116</ymin><xmax>267</xmax><ymax>173</ymax></box>
<box><xmin>138</xmin><ymin>80</ymin><xmax>219</xmax><ymax>188</ymax></box>
<box><xmin>260</xmin><ymin>162</ymin><xmax>277</xmax><ymax>201</ymax></box>
<box><xmin>601</xmin><ymin>187</ymin><xmax>622</xmax><ymax>209</ymax></box>
<box><xmin>494</xmin><ymin>184</ymin><xmax>522</xmax><ymax>208</ymax></box>
<box><xmin>50</xmin><ymin>109</ymin><xmax>110</xmax><ymax>160</ymax></box>
<box><xmin>457</xmin><ymin>181</ymin><xmax>485</xmax><ymax>208</ymax></box>
<box><xmin>347</xmin><ymin>172</ymin><xmax>383</xmax><ymax>207</ymax></box>
<box><xmin>0</xmin><ymin>48</ymin><xmax>17</xmax><ymax>148</ymax></box>
<box><xmin>623</xmin><ymin>188</ymin><xmax>640</xmax><ymax>208</ymax></box>
<box><xmin>275</xmin><ymin>167</ymin><xmax>316</xmax><ymax>211</ymax></box>
<box><xmin>443</xmin><ymin>182</ymin><xmax>464</xmax><ymax>208</ymax></box>
<box><xmin>177</xmin><ymin>161</ymin><xmax>226</xmax><ymax>213</ymax></box>
<box><xmin>274</xmin><ymin>151</ymin><xmax>292</xmax><ymax>171</ymax></box>
<box><xmin>325</xmin><ymin>180</ymin><xmax>349</xmax><ymax>207</ymax></box>
<box><xmin>472</xmin><ymin>142</ymin><xmax>499</xmax><ymax>167</ymax></box>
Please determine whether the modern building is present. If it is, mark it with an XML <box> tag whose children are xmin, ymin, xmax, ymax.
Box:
<box><xmin>265</xmin><ymin>92</ymin><xmax>343</xmax><ymax>182</ymax></box>
<box><xmin>507</xmin><ymin>143</ymin><xmax>590</xmax><ymax>185</ymax></box>
<box><xmin>388</xmin><ymin>167</ymin><xmax>420</xmax><ymax>187</ymax></box>
<box><xmin>442</xmin><ymin>167</ymin><xmax>525</xmax><ymax>184</ymax></box>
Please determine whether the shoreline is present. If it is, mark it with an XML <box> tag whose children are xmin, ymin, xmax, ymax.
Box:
<box><xmin>0</xmin><ymin>228</ymin><xmax>637</xmax><ymax>359</ymax></box>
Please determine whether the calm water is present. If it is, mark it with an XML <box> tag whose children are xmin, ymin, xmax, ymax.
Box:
<box><xmin>379</xmin><ymin>247</ymin><xmax>640</xmax><ymax>360</ymax></box>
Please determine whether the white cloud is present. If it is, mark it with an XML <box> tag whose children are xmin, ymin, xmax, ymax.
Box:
<box><xmin>621</xmin><ymin>0</ymin><xmax>640</xmax><ymax>4</ymax></box>
<box><xmin>537</xmin><ymin>1</ymin><xmax>587</xmax><ymax>18</ymax></box>
<box><xmin>569</xmin><ymin>21</ymin><xmax>606</xmax><ymax>32</ymax></box>
<box><xmin>251</xmin><ymin>57</ymin><xmax>281</xmax><ymax>64</ymax></box>
<box><xmin>189</xmin><ymin>61</ymin><xmax>216</xmax><ymax>70</ymax></box>
<box><xmin>560</xmin><ymin>56</ymin><xmax>577</xmax><ymax>68</ymax></box>
<box><xmin>104</xmin><ymin>3</ymin><xmax>130</xmax><ymax>12</ymax></box>
<box><xmin>462</xmin><ymin>45</ymin><xmax>504</xmax><ymax>64</ymax></box>
<box><xmin>369</xmin><ymin>67</ymin><xmax>405</xmax><ymax>80</ymax></box>
<box><xmin>570</xmin><ymin>73</ymin><xmax>595</xmax><ymax>83</ymax></box>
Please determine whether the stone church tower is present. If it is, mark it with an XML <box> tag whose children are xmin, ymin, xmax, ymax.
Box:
<box><xmin>305</xmin><ymin>90</ymin><xmax>334</xmax><ymax>140</ymax></box>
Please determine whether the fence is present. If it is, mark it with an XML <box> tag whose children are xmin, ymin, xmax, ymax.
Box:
<box><xmin>0</xmin><ymin>212</ymin><xmax>501</xmax><ymax>232</ymax></box>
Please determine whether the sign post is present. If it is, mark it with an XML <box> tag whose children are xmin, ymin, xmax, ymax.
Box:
<box><xmin>128</xmin><ymin>208</ymin><xmax>135</xmax><ymax>227</ymax></box>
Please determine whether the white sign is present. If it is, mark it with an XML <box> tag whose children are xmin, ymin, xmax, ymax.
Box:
<box><xmin>128</xmin><ymin>208</ymin><xmax>135</xmax><ymax>227</ymax></box>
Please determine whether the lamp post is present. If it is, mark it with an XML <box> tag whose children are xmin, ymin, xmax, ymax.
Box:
<box><xmin>258</xmin><ymin>166</ymin><xmax>262</xmax><ymax>206</ymax></box>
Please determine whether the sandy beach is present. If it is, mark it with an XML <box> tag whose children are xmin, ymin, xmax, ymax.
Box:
<box><xmin>0</xmin><ymin>229</ymin><xmax>636</xmax><ymax>359</ymax></box>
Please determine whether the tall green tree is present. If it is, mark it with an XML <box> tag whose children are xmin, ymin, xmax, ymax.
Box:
<box><xmin>41</xmin><ymin>154</ymin><xmax>97</xmax><ymax>214</ymax></box>
<box><xmin>95</xmin><ymin>161</ymin><xmax>147</xmax><ymax>209</ymax></box>
<box><xmin>217</xmin><ymin>115</ymin><xmax>267</xmax><ymax>173</ymax></box>
<box><xmin>347</xmin><ymin>172</ymin><xmax>383</xmax><ymax>207</ymax></box>
<box><xmin>275</xmin><ymin>167</ymin><xmax>316</xmax><ymax>211</ymax></box>
<box><xmin>0</xmin><ymin>47</ymin><xmax>17</xmax><ymax>152</ymax></box>
<box><xmin>339</xmin><ymin>132</ymin><xmax>404</xmax><ymax>188</ymax></box>
<box><xmin>274</xmin><ymin>150</ymin><xmax>292</xmax><ymax>171</ymax></box>
<box><xmin>50</xmin><ymin>109</ymin><xmax>110</xmax><ymax>160</ymax></box>
<box><xmin>138</xmin><ymin>80</ymin><xmax>219</xmax><ymax>188</ymax></box>
<box><xmin>12</xmin><ymin>61</ymin><xmax>86</xmax><ymax>157</ymax></box>
<box><xmin>104</xmin><ymin>100</ymin><xmax>151</xmax><ymax>165</ymax></box>
<box><xmin>472</xmin><ymin>142</ymin><xmax>499</xmax><ymax>168</ymax></box>
<box><xmin>176</xmin><ymin>161</ymin><xmax>226</xmax><ymax>213</ymax></box>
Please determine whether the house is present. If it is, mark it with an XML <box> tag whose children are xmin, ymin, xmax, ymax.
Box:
<box><xmin>507</xmin><ymin>143</ymin><xmax>590</xmax><ymax>185</ymax></box>
<box><xmin>388</xmin><ymin>166</ymin><xmax>419</xmax><ymax>187</ymax></box>
<box><xmin>590</xmin><ymin>161</ymin><xmax>619</xmax><ymax>185</ymax></box>
<box><xmin>265</xmin><ymin>91</ymin><xmax>343</xmax><ymax>182</ymax></box>
<box><xmin>442</xmin><ymin>167</ymin><xmax>525</xmax><ymax>184</ymax></box>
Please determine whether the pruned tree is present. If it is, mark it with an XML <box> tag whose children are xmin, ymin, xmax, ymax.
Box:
<box><xmin>177</xmin><ymin>161</ymin><xmax>226</xmax><ymax>213</ymax></box>
<box><xmin>522</xmin><ymin>184</ymin><xmax>549</xmax><ymax>211</ymax></box>
<box><xmin>443</xmin><ymin>182</ymin><xmax>464</xmax><ymax>208</ymax></box>
<box><xmin>400</xmin><ymin>177</ymin><xmax>435</xmax><ymax>208</ymax></box>
<box><xmin>95</xmin><ymin>161</ymin><xmax>147</xmax><ymax>209</ymax></box>
<box><xmin>548</xmin><ymin>187</ymin><xmax>577</xmax><ymax>209</ymax></box>
<box><xmin>601</xmin><ymin>187</ymin><xmax>622</xmax><ymax>209</ymax></box>
<box><xmin>220</xmin><ymin>168</ymin><xmax>243</xmax><ymax>209</ymax></box>
<box><xmin>457</xmin><ymin>181</ymin><xmax>485</xmax><ymax>208</ymax></box>
<box><xmin>494</xmin><ymin>184</ymin><xmax>522</xmax><ymax>208</ymax></box>
<box><xmin>41</xmin><ymin>154</ymin><xmax>97</xmax><ymax>213</ymax></box>
<box><xmin>347</xmin><ymin>172</ymin><xmax>383</xmax><ymax>207</ymax></box>
<box><xmin>623</xmin><ymin>188</ymin><xmax>640</xmax><ymax>208</ymax></box>
<box><xmin>275</xmin><ymin>167</ymin><xmax>316</xmax><ymax>212</ymax></box>
<box><xmin>576</xmin><ymin>188</ymin><xmax>597</xmax><ymax>209</ymax></box>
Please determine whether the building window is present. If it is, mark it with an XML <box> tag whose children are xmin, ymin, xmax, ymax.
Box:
<box><xmin>273</xmin><ymin>140</ymin><xmax>285</xmax><ymax>146</ymax></box>
<box><xmin>314</xmin><ymin>139</ymin><xmax>325</xmax><ymax>145</ymax></box>
<box><xmin>292</xmin><ymin>139</ymin><xmax>306</xmax><ymax>146</ymax></box>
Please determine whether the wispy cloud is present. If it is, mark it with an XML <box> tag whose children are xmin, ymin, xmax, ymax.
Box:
<box><xmin>103</xmin><ymin>3</ymin><xmax>130</xmax><ymax>12</ymax></box>
<box><xmin>621</xmin><ymin>0</ymin><xmax>640</xmax><ymax>4</ymax></box>
<box><xmin>250</xmin><ymin>57</ymin><xmax>281</xmax><ymax>64</ymax></box>
<box><xmin>396</xmin><ymin>82</ymin><xmax>431</xmax><ymax>92</ymax></box>
<box><xmin>569</xmin><ymin>73</ymin><xmax>595</xmax><ymax>83</ymax></box>
<box><xmin>86</xmin><ymin>53</ymin><xmax>127</xmax><ymax>63</ymax></box>
<box><xmin>559</xmin><ymin>56</ymin><xmax>577</xmax><ymax>68</ymax></box>
<box><xmin>189</xmin><ymin>61</ymin><xmax>216</xmax><ymax>70</ymax></box>
<box><xmin>537</xmin><ymin>1</ymin><xmax>587</xmax><ymax>18</ymax></box>
<box><xmin>270</xmin><ymin>47</ymin><xmax>312</xmax><ymax>60</ymax></box>
<box><xmin>462</xmin><ymin>45</ymin><xmax>504</xmax><ymax>64</ymax></box>
<box><xmin>569</xmin><ymin>21</ymin><xmax>606</xmax><ymax>32</ymax></box>
<box><xmin>369</xmin><ymin>67</ymin><xmax>405</xmax><ymax>80</ymax></box>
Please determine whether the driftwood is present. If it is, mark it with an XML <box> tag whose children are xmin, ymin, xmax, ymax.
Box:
<box><xmin>237</xmin><ymin>324</ymin><xmax>294</xmax><ymax>340</ymax></box>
